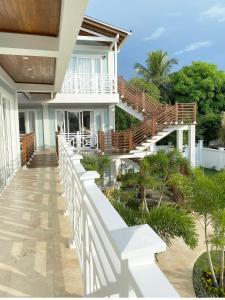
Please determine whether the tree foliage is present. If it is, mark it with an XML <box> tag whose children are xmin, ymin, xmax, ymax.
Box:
<box><xmin>129</xmin><ymin>77</ymin><xmax>161</xmax><ymax>100</ymax></box>
<box><xmin>135</xmin><ymin>50</ymin><xmax>178</xmax><ymax>100</ymax></box>
<box><xmin>178</xmin><ymin>169</ymin><xmax>225</xmax><ymax>289</ymax></box>
<box><xmin>170</xmin><ymin>62</ymin><xmax>225</xmax><ymax>143</ymax></box>
<box><xmin>115</xmin><ymin>106</ymin><xmax>140</xmax><ymax>131</ymax></box>
<box><xmin>111</xmin><ymin>150</ymin><xmax>197</xmax><ymax>249</ymax></box>
<box><xmin>170</xmin><ymin>62</ymin><xmax>225</xmax><ymax>113</ymax></box>
<box><xmin>140</xmin><ymin>204</ymin><xmax>198</xmax><ymax>248</ymax></box>
<box><xmin>81</xmin><ymin>153</ymin><xmax>110</xmax><ymax>187</ymax></box>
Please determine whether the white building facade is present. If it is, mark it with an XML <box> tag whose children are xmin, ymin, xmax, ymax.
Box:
<box><xmin>18</xmin><ymin>17</ymin><xmax>130</xmax><ymax>150</ymax></box>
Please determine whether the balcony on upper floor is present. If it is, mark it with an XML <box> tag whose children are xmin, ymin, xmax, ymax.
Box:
<box><xmin>61</xmin><ymin>73</ymin><xmax>117</xmax><ymax>95</ymax></box>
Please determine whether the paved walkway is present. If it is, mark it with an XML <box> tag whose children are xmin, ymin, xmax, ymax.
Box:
<box><xmin>0</xmin><ymin>150</ymin><xmax>83</xmax><ymax>297</ymax></box>
<box><xmin>158</xmin><ymin>220</ymin><xmax>206</xmax><ymax>297</ymax></box>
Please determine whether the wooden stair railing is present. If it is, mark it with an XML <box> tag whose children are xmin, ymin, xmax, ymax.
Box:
<box><xmin>98</xmin><ymin>102</ymin><xmax>196</xmax><ymax>154</ymax></box>
<box><xmin>20</xmin><ymin>133</ymin><xmax>35</xmax><ymax>166</ymax></box>
<box><xmin>97</xmin><ymin>77</ymin><xmax>197</xmax><ymax>154</ymax></box>
<box><xmin>118</xmin><ymin>76</ymin><xmax>163</xmax><ymax>115</ymax></box>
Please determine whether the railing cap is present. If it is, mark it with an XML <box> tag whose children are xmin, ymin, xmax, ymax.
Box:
<box><xmin>80</xmin><ymin>171</ymin><xmax>100</xmax><ymax>182</ymax></box>
<box><xmin>111</xmin><ymin>224</ymin><xmax>166</xmax><ymax>260</ymax></box>
<box><xmin>71</xmin><ymin>154</ymin><xmax>83</xmax><ymax>161</ymax></box>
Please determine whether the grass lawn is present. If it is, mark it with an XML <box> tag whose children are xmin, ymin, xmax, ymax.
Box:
<box><xmin>200</xmin><ymin>167</ymin><xmax>218</xmax><ymax>176</ymax></box>
<box><xmin>193</xmin><ymin>251</ymin><xmax>224</xmax><ymax>297</ymax></box>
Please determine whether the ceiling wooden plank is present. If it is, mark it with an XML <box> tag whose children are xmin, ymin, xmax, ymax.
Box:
<box><xmin>0</xmin><ymin>0</ymin><xmax>61</xmax><ymax>36</ymax></box>
<box><xmin>0</xmin><ymin>55</ymin><xmax>56</xmax><ymax>84</ymax></box>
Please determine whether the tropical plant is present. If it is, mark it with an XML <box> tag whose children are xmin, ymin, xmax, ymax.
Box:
<box><xmin>178</xmin><ymin>169</ymin><xmax>225</xmax><ymax>289</ymax></box>
<box><xmin>140</xmin><ymin>204</ymin><xmax>198</xmax><ymax>248</ymax></box>
<box><xmin>111</xmin><ymin>150</ymin><xmax>198</xmax><ymax>249</ymax></box>
<box><xmin>81</xmin><ymin>153</ymin><xmax>110</xmax><ymax>187</ymax></box>
<box><xmin>141</xmin><ymin>149</ymin><xmax>192</xmax><ymax>207</ymax></box>
<box><xmin>135</xmin><ymin>50</ymin><xmax>178</xmax><ymax>101</ymax></box>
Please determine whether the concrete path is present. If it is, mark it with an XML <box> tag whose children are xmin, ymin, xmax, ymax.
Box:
<box><xmin>0</xmin><ymin>150</ymin><xmax>83</xmax><ymax>297</ymax></box>
<box><xmin>158</xmin><ymin>220</ymin><xmax>206</xmax><ymax>297</ymax></box>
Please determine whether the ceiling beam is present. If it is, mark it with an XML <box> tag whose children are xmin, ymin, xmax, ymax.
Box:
<box><xmin>0</xmin><ymin>66</ymin><xmax>16</xmax><ymax>90</ymax></box>
<box><xmin>77</xmin><ymin>35</ymin><xmax>115</xmax><ymax>42</ymax></box>
<box><xmin>0</xmin><ymin>32</ymin><xmax>59</xmax><ymax>57</ymax></box>
<box><xmin>75</xmin><ymin>44</ymin><xmax>110</xmax><ymax>51</ymax></box>
<box><xmin>16</xmin><ymin>83</ymin><xmax>55</xmax><ymax>93</ymax></box>
<box><xmin>24</xmin><ymin>92</ymin><xmax>32</xmax><ymax>100</ymax></box>
<box><xmin>54</xmin><ymin>0</ymin><xmax>88</xmax><ymax>92</ymax></box>
<box><xmin>80</xmin><ymin>27</ymin><xmax>104</xmax><ymax>37</ymax></box>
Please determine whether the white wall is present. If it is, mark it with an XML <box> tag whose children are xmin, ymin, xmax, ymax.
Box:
<box><xmin>184</xmin><ymin>141</ymin><xmax>225</xmax><ymax>171</ymax></box>
<box><xmin>0</xmin><ymin>79</ymin><xmax>20</xmax><ymax>193</ymax></box>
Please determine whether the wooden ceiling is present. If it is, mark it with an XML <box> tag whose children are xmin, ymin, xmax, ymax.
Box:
<box><xmin>0</xmin><ymin>0</ymin><xmax>61</xmax><ymax>36</ymax></box>
<box><xmin>0</xmin><ymin>55</ymin><xmax>55</xmax><ymax>84</ymax></box>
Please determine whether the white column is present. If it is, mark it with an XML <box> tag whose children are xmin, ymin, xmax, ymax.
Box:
<box><xmin>42</xmin><ymin>104</ymin><xmax>50</xmax><ymax>148</ymax></box>
<box><xmin>176</xmin><ymin>129</ymin><xmax>183</xmax><ymax>153</ymax></box>
<box><xmin>109</xmin><ymin>105</ymin><xmax>115</xmax><ymax>131</ymax></box>
<box><xmin>111</xmin><ymin>158</ymin><xmax>121</xmax><ymax>188</ymax></box>
<box><xmin>198</xmin><ymin>140</ymin><xmax>203</xmax><ymax>167</ymax></box>
<box><xmin>25</xmin><ymin>110</ymin><xmax>30</xmax><ymax>133</ymax></box>
<box><xmin>188</xmin><ymin>125</ymin><xmax>196</xmax><ymax>167</ymax></box>
<box><xmin>12</xmin><ymin>93</ymin><xmax>21</xmax><ymax>171</ymax></box>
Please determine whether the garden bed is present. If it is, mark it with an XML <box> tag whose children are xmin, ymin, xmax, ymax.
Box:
<box><xmin>193</xmin><ymin>251</ymin><xmax>225</xmax><ymax>297</ymax></box>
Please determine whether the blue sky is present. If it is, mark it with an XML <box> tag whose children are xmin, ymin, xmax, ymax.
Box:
<box><xmin>86</xmin><ymin>0</ymin><xmax>225</xmax><ymax>79</ymax></box>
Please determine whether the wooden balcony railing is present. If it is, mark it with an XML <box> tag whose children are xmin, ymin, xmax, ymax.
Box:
<box><xmin>20</xmin><ymin>133</ymin><xmax>35</xmax><ymax>166</ymax></box>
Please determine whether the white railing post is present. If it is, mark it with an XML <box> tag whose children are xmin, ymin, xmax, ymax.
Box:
<box><xmin>111</xmin><ymin>224</ymin><xmax>179</xmax><ymax>297</ymax></box>
<box><xmin>80</xmin><ymin>171</ymin><xmax>100</xmax><ymax>296</ymax></box>
<box><xmin>69</xmin><ymin>153</ymin><xmax>84</xmax><ymax>249</ymax></box>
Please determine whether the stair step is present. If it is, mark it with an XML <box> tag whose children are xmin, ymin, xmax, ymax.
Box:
<box><xmin>136</xmin><ymin>146</ymin><xmax>146</xmax><ymax>150</ymax></box>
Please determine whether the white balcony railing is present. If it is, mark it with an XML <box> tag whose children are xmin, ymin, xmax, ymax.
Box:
<box><xmin>61</xmin><ymin>73</ymin><xmax>117</xmax><ymax>94</ymax></box>
<box><xmin>63</xmin><ymin>132</ymin><xmax>98</xmax><ymax>149</ymax></box>
<box><xmin>58</xmin><ymin>135</ymin><xmax>179</xmax><ymax>297</ymax></box>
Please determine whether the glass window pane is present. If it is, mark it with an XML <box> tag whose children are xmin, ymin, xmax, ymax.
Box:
<box><xmin>19</xmin><ymin>112</ymin><xmax>25</xmax><ymax>134</ymax></box>
<box><xmin>69</xmin><ymin>112</ymin><xmax>80</xmax><ymax>132</ymax></box>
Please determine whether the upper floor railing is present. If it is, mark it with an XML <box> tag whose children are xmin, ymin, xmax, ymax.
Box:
<box><xmin>20</xmin><ymin>133</ymin><xmax>35</xmax><ymax>166</ymax></box>
<box><xmin>61</xmin><ymin>73</ymin><xmax>117</xmax><ymax>95</ymax></box>
<box><xmin>58</xmin><ymin>135</ymin><xmax>179</xmax><ymax>297</ymax></box>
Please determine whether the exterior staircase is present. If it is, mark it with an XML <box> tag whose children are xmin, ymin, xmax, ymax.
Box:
<box><xmin>98</xmin><ymin>76</ymin><xmax>196</xmax><ymax>157</ymax></box>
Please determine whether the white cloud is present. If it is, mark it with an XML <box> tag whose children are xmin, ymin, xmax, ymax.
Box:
<box><xmin>143</xmin><ymin>27</ymin><xmax>166</xmax><ymax>41</ymax></box>
<box><xmin>174</xmin><ymin>41</ymin><xmax>212</xmax><ymax>55</ymax></box>
<box><xmin>200</xmin><ymin>5</ymin><xmax>225</xmax><ymax>22</ymax></box>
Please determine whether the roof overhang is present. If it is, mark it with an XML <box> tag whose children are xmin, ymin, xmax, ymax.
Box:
<box><xmin>0</xmin><ymin>0</ymin><xmax>88</xmax><ymax>94</ymax></box>
<box><xmin>78</xmin><ymin>16</ymin><xmax>132</xmax><ymax>49</ymax></box>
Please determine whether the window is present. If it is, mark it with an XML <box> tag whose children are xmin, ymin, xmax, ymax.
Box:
<box><xmin>68</xmin><ymin>56</ymin><xmax>102</xmax><ymax>74</ymax></box>
<box><xmin>19</xmin><ymin>112</ymin><xmax>26</xmax><ymax>134</ymax></box>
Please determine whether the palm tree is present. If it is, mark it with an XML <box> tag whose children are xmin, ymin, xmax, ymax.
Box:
<box><xmin>135</xmin><ymin>50</ymin><xmax>178</xmax><ymax>101</ymax></box>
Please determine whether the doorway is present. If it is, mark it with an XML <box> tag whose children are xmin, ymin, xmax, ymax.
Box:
<box><xmin>56</xmin><ymin>110</ymin><xmax>92</xmax><ymax>134</ymax></box>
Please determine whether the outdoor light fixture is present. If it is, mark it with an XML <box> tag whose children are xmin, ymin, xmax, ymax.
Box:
<box><xmin>22</xmin><ymin>56</ymin><xmax>29</xmax><ymax>60</ymax></box>
<box><xmin>27</xmin><ymin>68</ymin><xmax>33</xmax><ymax>71</ymax></box>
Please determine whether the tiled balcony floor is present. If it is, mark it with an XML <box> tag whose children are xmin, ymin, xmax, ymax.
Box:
<box><xmin>0</xmin><ymin>150</ymin><xmax>83</xmax><ymax>297</ymax></box>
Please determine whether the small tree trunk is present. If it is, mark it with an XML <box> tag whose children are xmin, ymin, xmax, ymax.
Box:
<box><xmin>140</xmin><ymin>164</ymin><xmax>149</xmax><ymax>212</ymax></box>
<box><xmin>220</xmin><ymin>247</ymin><xmax>225</xmax><ymax>288</ymax></box>
<box><xmin>204</xmin><ymin>216</ymin><xmax>219</xmax><ymax>288</ymax></box>
<box><xmin>157</xmin><ymin>178</ymin><xmax>166</xmax><ymax>209</ymax></box>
